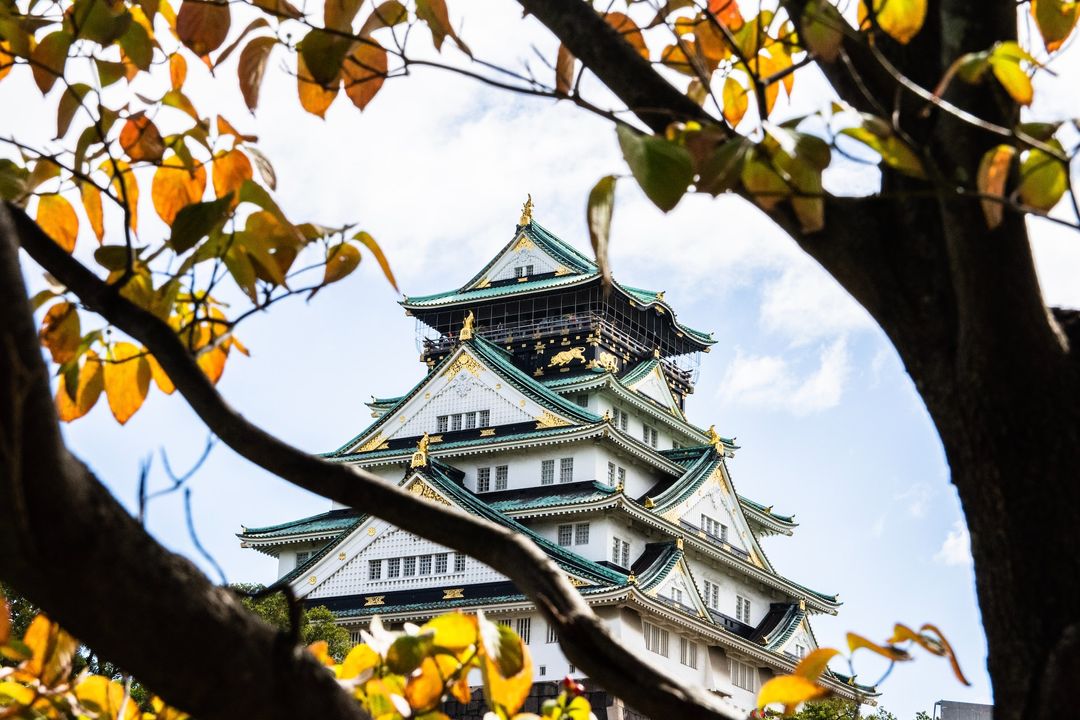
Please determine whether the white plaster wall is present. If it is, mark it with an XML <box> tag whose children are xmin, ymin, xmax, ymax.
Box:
<box><xmin>690</xmin><ymin>559</ymin><xmax>780</xmax><ymax>627</ymax></box>
<box><xmin>275</xmin><ymin>541</ymin><xmax>329</xmax><ymax>579</ymax></box>
<box><xmin>486</xmin><ymin>242</ymin><xmax>562</xmax><ymax>282</ymax></box>
<box><xmin>463</xmin><ymin>444</ymin><xmax>602</xmax><ymax>493</ymax></box>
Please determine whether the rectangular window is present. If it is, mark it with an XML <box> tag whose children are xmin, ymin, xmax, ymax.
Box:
<box><xmin>736</xmin><ymin>596</ymin><xmax>751</xmax><ymax>623</ymax></box>
<box><xmin>557</xmin><ymin>524</ymin><xmax>573</xmax><ymax>547</ymax></box>
<box><xmin>541</xmin><ymin>459</ymin><xmax>555</xmax><ymax>485</ymax></box>
<box><xmin>643</xmin><ymin>621</ymin><xmax>669</xmax><ymax>657</ymax></box>
<box><xmin>574</xmin><ymin>394</ymin><xmax>588</xmax><ymax>407</ymax></box>
<box><xmin>419</xmin><ymin>555</ymin><xmax>432</xmax><ymax>575</ymax></box>
<box><xmin>612</xmin><ymin>537</ymin><xmax>630</xmax><ymax>567</ymax></box>
<box><xmin>388</xmin><ymin>558</ymin><xmax>401</xmax><ymax>578</ymax></box>
<box><xmin>515</xmin><ymin>265</ymin><xmax>526</xmax><ymax>278</ymax></box>
<box><xmin>435</xmin><ymin>554</ymin><xmax>448</xmax><ymax>574</ymax></box>
<box><xmin>671</xmin><ymin>587</ymin><xmax>683</xmax><ymax>605</ymax></box>
<box><xmin>515</xmin><ymin>617</ymin><xmax>531</xmax><ymax>644</ymax></box>
<box><xmin>437</xmin><ymin>415</ymin><xmax>448</xmax><ymax>433</ymax></box>
<box><xmin>607</xmin><ymin>461</ymin><xmax>616</xmax><ymax>484</ymax></box>
<box><xmin>559</xmin><ymin>457</ymin><xmax>574</xmax><ymax>483</ymax></box>
<box><xmin>731</xmin><ymin>659</ymin><xmax>756</xmax><ymax>691</ymax></box>
<box><xmin>454</xmin><ymin>553</ymin><xmax>466</xmax><ymax>572</ymax></box>
<box><xmin>477</xmin><ymin>467</ymin><xmax>491</xmax><ymax>493</ymax></box>
<box><xmin>546</xmin><ymin>624</ymin><xmax>558</xmax><ymax>644</ymax></box>
<box><xmin>612</xmin><ymin>408</ymin><xmax>629</xmax><ymax>431</ymax></box>
<box><xmin>451</xmin><ymin>414</ymin><xmax>462</xmax><ymax>431</ymax></box>
<box><xmin>539</xmin><ymin>665</ymin><xmax>546</xmax><ymax>676</ymax></box>
<box><xmin>296</xmin><ymin>551</ymin><xmax>310</xmax><ymax>566</ymax></box>
<box><xmin>795</xmin><ymin>644</ymin><xmax>806</xmax><ymax>658</ymax></box>
<box><xmin>526</xmin><ymin>264</ymin><xmax>534</xmax><ymax>275</ymax></box>
<box><xmin>368</xmin><ymin>559</ymin><xmax>381</xmax><ymax>580</ymax></box>
<box><xmin>568</xmin><ymin>664</ymin><xmax>575</xmax><ymax>673</ymax></box>
<box><xmin>495</xmin><ymin>465</ymin><xmax>508</xmax><ymax>491</ymax></box>
<box><xmin>643</xmin><ymin>424</ymin><xmax>658</xmax><ymax>447</ymax></box>
<box><xmin>479</xmin><ymin>410</ymin><xmax>490</xmax><ymax>427</ymax></box>
<box><xmin>680</xmin><ymin>637</ymin><xmax>698</xmax><ymax>668</ymax></box>
<box><xmin>701</xmin><ymin>514</ymin><xmax>726</xmax><ymax>541</ymax></box>
<box><xmin>403</xmin><ymin>557</ymin><xmax>416</xmax><ymax>576</ymax></box>
<box><xmin>574</xmin><ymin>523</ymin><xmax>590</xmax><ymax>545</ymax></box>
<box><xmin>465</xmin><ymin>411</ymin><xmax>477</xmax><ymax>429</ymax></box>
<box><xmin>618</xmin><ymin>466</ymin><xmax>626</xmax><ymax>485</ymax></box>
<box><xmin>703</xmin><ymin>580</ymin><xmax>719</xmax><ymax>610</ymax></box>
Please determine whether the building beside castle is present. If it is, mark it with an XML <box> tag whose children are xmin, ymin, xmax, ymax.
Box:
<box><xmin>239</xmin><ymin>202</ymin><xmax>871</xmax><ymax>715</ymax></box>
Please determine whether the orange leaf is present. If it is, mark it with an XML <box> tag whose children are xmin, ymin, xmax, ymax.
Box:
<box><xmin>170</xmin><ymin>52</ymin><xmax>187</xmax><ymax>88</ymax></box>
<box><xmin>910</xmin><ymin>623</ymin><xmax>971</xmax><ymax>687</ymax></box>
<box><xmin>709</xmin><ymin>0</ymin><xmax>745</xmax><ymax>30</ymax></box>
<box><xmin>39</xmin><ymin>301</ymin><xmax>81</xmax><ymax>364</ymax></box>
<box><xmin>197</xmin><ymin>344</ymin><xmax>228</xmax><ymax>384</ymax></box>
<box><xmin>0</xmin><ymin>41</ymin><xmax>13</xmax><ymax>83</ymax></box>
<box><xmin>120</xmin><ymin>113</ymin><xmax>165</xmax><ymax>162</ymax></box>
<box><xmin>343</xmin><ymin>41</ymin><xmax>387</xmax><ymax>111</ymax></box>
<box><xmin>297</xmin><ymin>53</ymin><xmax>339</xmax><ymax>118</ymax></box>
<box><xmin>152</xmin><ymin>156</ymin><xmax>207</xmax><ymax>225</ymax></box>
<box><xmin>757</xmin><ymin>674</ymin><xmax>829</xmax><ymax>714</ymax></box>
<box><xmin>1032</xmin><ymin>0</ymin><xmax>1080</xmax><ymax>52</ymax></box>
<box><xmin>80</xmin><ymin>182</ymin><xmax>105</xmax><ymax>243</ymax></box>
<box><xmin>354</xmin><ymin>230</ymin><xmax>397</xmax><ymax>291</ymax></box>
<box><xmin>307</xmin><ymin>640</ymin><xmax>333</xmax><ymax>665</ymax></box>
<box><xmin>793</xmin><ymin>648</ymin><xmax>840</xmax><ymax>682</ymax></box>
<box><xmin>976</xmin><ymin>144</ymin><xmax>1016</xmax><ymax>229</ymax></box>
<box><xmin>18</xmin><ymin>615</ymin><xmax>78</xmax><ymax>685</ymax></box>
<box><xmin>604</xmin><ymin>12</ymin><xmax>648</xmax><ymax>60</ymax></box>
<box><xmin>555</xmin><ymin>44</ymin><xmax>575</xmax><ymax>94</ymax></box>
<box><xmin>238</xmin><ymin>37</ymin><xmax>276</xmax><ymax>112</ymax></box>
<box><xmin>321</xmin><ymin>242</ymin><xmax>361</xmax><ymax>289</ymax></box>
<box><xmin>104</xmin><ymin>342</ymin><xmax>151</xmax><ymax>424</ymax></box>
<box><xmin>212</xmin><ymin>148</ymin><xmax>253</xmax><ymax>202</ymax></box>
<box><xmin>0</xmin><ymin>592</ymin><xmax>10</xmax><ymax>645</ymax></box>
<box><xmin>146</xmin><ymin>352</ymin><xmax>175</xmax><ymax>394</ymax></box>
<box><xmin>37</xmin><ymin>194</ymin><xmax>79</xmax><ymax>253</ymax></box>
<box><xmin>177</xmin><ymin>0</ymin><xmax>231</xmax><ymax>57</ymax></box>
<box><xmin>405</xmin><ymin>656</ymin><xmax>447</xmax><ymax>710</ymax></box>
<box><xmin>56</xmin><ymin>350</ymin><xmax>104</xmax><ymax>421</ymax></box>
<box><xmin>846</xmin><ymin>632</ymin><xmax>911</xmax><ymax>662</ymax></box>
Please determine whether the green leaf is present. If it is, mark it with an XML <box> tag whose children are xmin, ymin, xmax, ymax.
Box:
<box><xmin>741</xmin><ymin>151</ymin><xmax>789</xmax><ymax>211</ymax></box>
<box><xmin>0</xmin><ymin>159</ymin><xmax>29</xmax><ymax>201</ymax></box>
<box><xmin>385</xmin><ymin>634</ymin><xmax>432</xmax><ymax>675</ymax></box>
<box><xmin>70</xmin><ymin>0</ymin><xmax>132</xmax><ymax>45</ymax></box>
<box><xmin>1031</xmin><ymin>0</ymin><xmax>1080</xmax><ymax>52</ymax></box>
<box><xmin>56</xmin><ymin>83</ymin><xmax>91</xmax><ymax>139</ymax></box>
<box><xmin>697</xmin><ymin>137</ymin><xmax>750</xmax><ymax>196</ymax></box>
<box><xmin>118</xmin><ymin>19</ymin><xmax>153</xmax><ymax>71</ymax></box>
<box><xmin>360</xmin><ymin>0</ymin><xmax>408</xmax><ymax>37</ymax></box>
<box><xmin>616</xmin><ymin>125</ymin><xmax>693</xmax><ymax>213</ymax></box>
<box><xmin>801</xmin><ymin>0</ymin><xmax>845</xmax><ymax>62</ymax></box>
<box><xmin>586</xmin><ymin>175</ymin><xmax>617</xmax><ymax>288</ymax></box>
<box><xmin>1018</xmin><ymin>145</ymin><xmax>1067</xmax><ymax>211</ymax></box>
<box><xmin>298</xmin><ymin>29</ymin><xmax>350</xmax><ymax>88</ymax></box>
<box><xmin>839</xmin><ymin>115</ymin><xmax>925</xmax><ymax>178</ymax></box>
<box><xmin>31</xmin><ymin>31</ymin><xmax>73</xmax><ymax>94</ymax></box>
<box><xmin>169</xmin><ymin>194</ymin><xmax>233</xmax><ymax>253</ymax></box>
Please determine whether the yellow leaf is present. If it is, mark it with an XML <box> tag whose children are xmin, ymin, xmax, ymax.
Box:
<box><xmin>889</xmin><ymin>623</ymin><xmax>971</xmax><ymax>686</ymax></box>
<box><xmin>119</xmin><ymin>113</ymin><xmax>166</xmax><ymax>163</ymax></box>
<box><xmin>989</xmin><ymin>56</ymin><xmax>1033</xmax><ymax>105</ymax></box>
<box><xmin>604</xmin><ymin>12</ymin><xmax>649</xmax><ymax>60</ymax></box>
<box><xmin>722</xmin><ymin>74</ymin><xmax>748</xmax><ymax>127</ymax></box>
<box><xmin>146</xmin><ymin>352</ymin><xmax>175</xmax><ymax>394</ymax></box>
<box><xmin>343</xmin><ymin>41</ymin><xmax>387</xmax><ymax>111</ymax></box>
<box><xmin>37</xmin><ymin>194</ymin><xmax>79</xmax><ymax>253</ymax></box>
<box><xmin>197</xmin><ymin>344</ymin><xmax>228</xmax><ymax>385</ymax></box>
<box><xmin>757</xmin><ymin>674</ymin><xmax>830</xmax><ymax>714</ymax></box>
<box><xmin>104</xmin><ymin>342</ymin><xmax>151</xmax><ymax>425</ymax></box>
<box><xmin>793</xmin><ymin>647</ymin><xmax>841</xmax><ymax>682</ymax></box>
<box><xmin>297</xmin><ymin>53</ymin><xmax>339</xmax><ymax>118</ymax></box>
<box><xmin>481</xmin><ymin>638</ymin><xmax>533</xmax><ymax>716</ymax></box>
<box><xmin>212</xmin><ymin>148</ymin><xmax>253</xmax><ymax>204</ymax></box>
<box><xmin>405</xmin><ymin>656</ymin><xmax>447</xmax><ymax>710</ymax></box>
<box><xmin>976</xmin><ymin>144</ymin><xmax>1016</xmax><ymax>229</ymax></box>
<box><xmin>846</xmin><ymin>632</ymin><xmax>911</xmax><ymax>661</ymax></box>
<box><xmin>104</xmin><ymin>160</ymin><xmax>139</xmax><ymax>231</ymax></box>
<box><xmin>39</xmin><ymin>301</ymin><xmax>81</xmax><ymax>364</ymax></box>
<box><xmin>80</xmin><ymin>181</ymin><xmax>105</xmax><ymax>243</ymax></box>
<box><xmin>422</xmin><ymin>612</ymin><xmax>478</xmax><ymax>651</ymax></box>
<box><xmin>18</xmin><ymin>615</ymin><xmax>78</xmax><ymax>686</ymax></box>
<box><xmin>1018</xmin><ymin>147</ymin><xmax>1067</xmax><ymax>211</ymax></box>
<box><xmin>741</xmin><ymin>154</ymin><xmax>789</xmax><ymax>210</ymax></box>
<box><xmin>354</xmin><ymin>230</ymin><xmax>398</xmax><ymax>291</ymax></box>
<box><xmin>76</xmin><ymin>676</ymin><xmax>140</xmax><ymax>720</ymax></box>
<box><xmin>1032</xmin><ymin>0</ymin><xmax>1080</xmax><ymax>52</ymax></box>
<box><xmin>307</xmin><ymin>640</ymin><xmax>334</xmax><ymax>665</ymax></box>
<box><xmin>0</xmin><ymin>681</ymin><xmax>34</xmax><ymax>704</ymax></box>
<box><xmin>56</xmin><ymin>350</ymin><xmax>104</xmax><ymax>421</ymax></box>
<box><xmin>861</xmin><ymin>0</ymin><xmax>926</xmax><ymax>44</ymax></box>
<box><xmin>322</xmin><ymin>243</ymin><xmax>361</xmax><ymax>286</ymax></box>
<box><xmin>170</xmin><ymin>52</ymin><xmax>187</xmax><ymax>88</ymax></box>
<box><xmin>152</xmin><ymin>156</ymin><xmax>207</xmax><ymax>225</ymax></box>
<box><xmin>0</xmin><ymin>41</ymin><xmax>13</xmax><ymax>83</ymax></box>
<box><xmin>339</xmin><ymin>643</ymin><xmax>379</xmax><ymax>680</ymax></box>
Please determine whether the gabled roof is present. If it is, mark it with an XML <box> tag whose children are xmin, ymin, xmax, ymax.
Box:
<box><xmin>241</xmin><ymin>509</ymin><xmax>361</xmax><ymax>540</ymax></box>
<box><xmin>460</xmin><ymin>221</ymin><xmax>599</xmax><ymax>290</ymax></box>
<box><xmin>485</xmin><ymin>480</ymin><xmax>619</xmax><ymax>513</ymax></box>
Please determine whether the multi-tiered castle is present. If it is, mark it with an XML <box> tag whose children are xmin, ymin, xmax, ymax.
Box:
<box><xmin>239</xmin><ymin>201</ymin><xmax>869</xmax><ymax>715</ymax></box>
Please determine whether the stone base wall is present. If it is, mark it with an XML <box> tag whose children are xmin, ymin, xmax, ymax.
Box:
<box><xmin>441</xmin><ymin>682</ymin><xmax>646</xmax><ymax>720</ymax></box>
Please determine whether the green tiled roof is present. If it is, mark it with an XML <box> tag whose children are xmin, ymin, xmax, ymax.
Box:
<box><xmin>242</xmin><ymin>509</ymin><xmax>362</xmax><ymax>539</ymax></box>
<box><xmin>648</xmin><ymin>449</ymin><xmax>723</xmax><ymax>511</ymax></box>
<box><xmin>403</xmin><ymin>272</ymin><xmax>598</xmax><ymax>307</ymax></box>
<box><xmin>619</xmin><ymin>358</ymin><xmax>661</xmax><ymax>386</ymax></box>
<box><xmin>636</xmin><ymin>542</ymin><xmax>682</xmax><ymax>592</ymax></box>
<box><xmin>765</xmin><ymin>608</ymin><xmax>806</xmax><ymax>651</ymax></box>
<box><xmin>738</xmin><ymin>495</ymin><xmax>796</xmax><ymax>525</ymax></box>
<box><xmin>331</xmin><ymin>423</ymin><xmax>599</xmax><ymax>463</ymax></box>
<box><xmin>457</xmin><ymin>220</ymin><xmax>598</xmax><ymax>292</ymax></box>
<box><xmin>486</xmin><ymin>481</ymin><xmax>618</xmax><ymax>512</ymax></box>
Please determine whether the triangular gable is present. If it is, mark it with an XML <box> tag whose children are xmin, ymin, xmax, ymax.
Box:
<box><xmin>773</xmin><ymin>616</ymin><xmax>817</xmax><ymax>656</ymax></box>
<box><xmin>622</xmin><ymin>361</ymin><xmax>683</xmax><ymax>416</ymax></box>
<box><xmin>645</xmin><ymin>553</ymin><xmax>712</xmax><ymax>621</ymax></box>
<box><xmin>461</xmin><ymin>222</ymin><xmax>596</xmax><ymax>291</ymax></box>
<box><xmin>337</xmin><ymin>340</ymin><xmax>596</xmax><ymax>455</ymax></box>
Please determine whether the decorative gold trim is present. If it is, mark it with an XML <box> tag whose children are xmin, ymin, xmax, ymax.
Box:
<box><xmin>406</xmin><ymin>478</ymin><xmax>452</xmax><ymax>506</ymax></box>
<box><xmin>675</xmin><ymin>537</ymin><xmax>684</xmax><ymax>550</ymax></box>
<box><xmin>566</xmin><ymin>576</ymin><xmax>589</xmax><ymax>588</ymax></box>
<box><xmin>644</xmin><ymin>497</ymin><xmax>655</xmax><ymax>509</ymax></box>
<box><xmin>410</xmin><ymin>433</ymin><xmax>430</xmax><ymax>468</ymax></box>
<box><xmin>338</xmin><ymin>551</ymin><xmax>347</xmax><ymax>560</ymax></box>
<box><xmin>533</xmin><ymin>367</ymin><xmax>545</xmax><ymax>377</ymax></box>
<box><xmin>308</xmin><ymin>576</ymin><xmax>317</xmax><ymax>585</ymax></box>
<box><xmin>596</xmin><ymin>351</ymin><xmax>619</xmax><ymax>373</ymax></box>
<box><xmin>554</xmin><ymin>266</ymin><xmax>571</xmax><ymax>276</ymax></box>
<box><xmin>627</xmin><ymin>572</ymin><xmax>637</xmax><ymax>585</ymax></box>
<box><xmin>442</xmin><ymin>353</ymin><xmax>483</xmax><ymax>380</ymax></box>
<box><xmin>535</xmin><ymin>411</ymin><xmax>572</xmax><ymax>429</ymax></box>
<box><xmin>519</xmin><ymin>194</ymin><xmax>534</xmax><ymax>225</ymax></box>
<box><xmin>480</xmin><ymin>428</ymin><xmax>496</xmax><ymax>437</ymax></box>
<box><xmin>533</xmin><ymin>342</ymin><xmax>546</xmax><ymax>354</ymax></box>
<box><xmin>367</xmin><ymin>527</ymin><xmax>377</xmax><ymax>536</ymax></box>
<box><xmin>364</xmin><ymin>596</ymin><xmax>385</xmax><ymax>607</ymax></box>
<box><xmin>443</xmin><ymin>588</ymin><xmax>465</xmax><ymax>600</ymax></box>
<box><xmin>656</xmin><ymin>291</ymin><xmax>665</xmax><ymax>301</ymax></box>
<box><xmin>358</xmin><ymin>432</ymin><xmax>386</xmax><ymax>453</ymax></box>
<box><xmin>475</xmin><ymin>276</ymin><xmax>491</xmax><ymax>289</ymax></box>
<box><xmin>548</xmin><ymin>347</ymin><xmax>585</xmax><ymax>367</ymax></box>
<box><xmin>427</xmin><ymin>434</ymin><xmax>444</xmax><ymax>444</ymax></box>
<box><xmin>459</xmin><ymin>311</ymin><xmax>476</xmax><ymax>341</ymax></box>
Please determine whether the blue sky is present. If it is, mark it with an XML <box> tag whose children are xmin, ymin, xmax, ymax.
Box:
<box><xmin>7</xmin><ymin>1</ymin><xmax>1080</xmax><ymax>717</ymax></box>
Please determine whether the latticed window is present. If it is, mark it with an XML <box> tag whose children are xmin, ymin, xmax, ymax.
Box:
<box><xmin>574</xmin><ymin>523</ymin><xmax>589</xmax><ymax>545</ymax></box>
<box><xmin>618</xmin><ymin>466</ymin><xmax>626</xmax><ymax>485</ymax></box>
<box><xmin>736</xmin><ymin>596</ymin><xmax>751</xmax><ymax>623</ymax></box>
<box><xmin>643</xmin><ymin>621</ymin><xmax>669</xmax><ymax>656</ymax></box>
<box><xmin>643</xmin><ymin>424</ymin><xmax>658</xmax><ymax>447</ymax></box>
<box><xmin>479</xmin><ymin>410</ymin><xmax>490</xmax><ymax>427</ymax></box>
<box><xmin>451</xmin><ymin>414</ymin><xmax>462</xmax><ymax>431</ymax></box>
<box><xmin>477</xmin><ymin>467</ymin><xmax>491</xmax><ymax>493</ymax></box>
<box><xmin>515</xmin><ymin>617</ymin><xmax>531</xmax><ymax>644</ymax></box>
<box><xmin>546</xmin><ymin>624</ymin><xmax>558</xmax><ymax>644</ymax></box>
<box><xmin>495</xmin><ymin>465</ymin><xmax>508</xmax><ymax>491</ymax></box>
<box><xmin>557</xmin><ymin>525</ymin><xmax>573</xmax><ymax>547</ymax></box>
<box><xmin>671</xmin><ymin>587</ymin><xmax>683</xmax><ymax>605</ymax></box>
<box><xmin>680</xmin><ymin>638</ymin><xmax>698</xmax><ymax>668</ymax></box>
<box><xmin>703</xmin><ymin>580</ymin><xmax>719</xmax><ymax>609</ymax></box>
<box><xmin>368</xmin><ymin>559</ymin><xmax>381</xmax><ymax>580</ymax></box>
<box><xmin>607</xmin><ymin>462</ymin><xmax>615</xmax><ymax>483</ymax></box>
<box><xmin>612</xmin><ymin>408</ymin><xmax>629</xmax><ymax>431</ymax></box>
<box><xmin>730</xmin><ymin>659</ymin><xmax>756</xmax><ymax>691</ymax></box>
<box><xmin>559</xmin><ymin>457</ymin><xmax>574</xmax><ymax>483</ymax></box>
<box><xmin>437</xmin><ymin>415</ymin><xmax>448</xmax><ymax>433</ymax></box>
<box><xmin>388</xmin><ymin>558</ymin><xmax>401</xmax><ymax>578</ymax></box>
<box><xmin>296</xmin><ymin>551</ymin><xmax>310</xmax><ymax>566</ymax></box>
<box><xmin>701</xmin><ymin>514</ymin><xmax>726</xmax><ymax>541</ymax></box>
<box><xmin>541</xmin><ymin>459</ymin><xmax>555</xmax><ymax>485</ymax></box>
<box><xmin>611</xmin><ymin>537</ymin><xmax>630</xmax><ymax>567</ymax></box>
<box><xmin>435</xmin><ymin>554</ymin><xmax>448</xmax><ymax>573</ymax></box>
<box><xmin>419</xmin><ymin>555</ymin><xmax>432</xmax><ymax>575</ymax></box>
<box><xmin>454</xmin><ymin>553</ymin><xmax>466</xmax><ymax>572</ymax></box>
<box><xmin>403</xmin><ymin>557</ymin><xmax>416</xmax><ymax>576</ymax></box>
<box><xmin>465</xmin><ymin>411</ymin><xmax>477</xmax><ymax>429</ymax></box>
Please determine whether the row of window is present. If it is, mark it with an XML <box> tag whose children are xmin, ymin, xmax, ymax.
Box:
<box><xmin>513</xmin><ymin>264</ymin><xmax>535</xmax><ymax>278</ymax></box>
<box><xmin>702</xmin><ymin>579</ymin><xmax>753</xmax><ymax>623</ymax></box>
<box><xmin>494</xmin><ymin>617</ymin><xmax>559</xmax><ymax>646</ymax></box>
<box><xmin>606</xmin><ymin>461</ymin><xmax>626</xmax><ymax>486</ymax></box>
<box><xmin>611</xmin><ymin>537</ymin><xmax>630</xmax><ymax>568</ymax></box>
<box><xmin>557</xmin><ymin>522</ymin><xmax>590</xmax><ymax>547</ymax></box>
<box><xmin>730</xmin><ymin>658</ymin><xmax>757</xmax><ymax>691</ymax></box>
<box><xmin>436</xmin><ymin>410</ymin><xmax>491</xmax><ymax>433</ymax></box>
<box><xmin>701</xmin><ymin>513</ymin><xmax>728</xmax><ymax>542</ymax></box>
<box><xmin>642</xmin><ymin>621</ymin><xmax>700</xmax><ymax>669</ymax></box>
<box><xmin>368</xmin><ymin>553</ymin><xmax>466</xmax><ymax>580</ymax></box>
<box><xmin>540</xmin><ymin>458</ymin><xmax>574</xmax><ymax>485</ymax></box>
<box><xmin>477</xmin><ymin>465</ymin><xmax>508</xmax><ymax>493</ymax></box>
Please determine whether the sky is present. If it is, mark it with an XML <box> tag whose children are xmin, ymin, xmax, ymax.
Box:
<box><xmin>5</xmin><ymin>2</ymin><xmax>1080</xmax><ymax>718</ymax></box>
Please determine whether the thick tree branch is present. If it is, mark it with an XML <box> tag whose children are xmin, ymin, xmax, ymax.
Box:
<box><xmin>5</xmin><ymin>200</ymin><xmax>743</xmax><ymax>720</ymax></box>
<box><xmin>0</xmin><ymin>211</ymin><xmax>369</xmax><ymax>720</ymax></box>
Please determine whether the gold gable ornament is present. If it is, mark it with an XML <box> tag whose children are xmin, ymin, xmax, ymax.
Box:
<box><xmin>706</xmin><ymin>424</ymin><xmax>723</xmax><ymax>451</ymax></box>
<box><xmin>644</xmin><ymin>497</ymin><xmax>655</xmax><ymax>509</ymax></box>
<box><xmin>410</xmin><ymin>433</ymin><xmax>430</xmax><ymax>468</ymax></box>
<box><xmin>519</xmin><ymin>194</ymin><xmax>534</xmax><ymax>225</ymax></box>
<box><xmin>459</xmin><ymin>311</ymin><xmax>475</xmax><ymax>341</ymax></box>
<box><xmin>626</xmin><ymin>572</ymin><xmax>637</xmax><ymax>585</ymax></box>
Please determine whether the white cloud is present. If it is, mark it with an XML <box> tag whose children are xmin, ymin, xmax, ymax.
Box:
<box><xmin>759</xmin><ymin>263</ymin><xmax>874</xmax><ymax>346</ymax></box>
<box><xmin>895</xmin><ymin>482</ymin><xmax>934</xmax><ymax>518</ymax></box>
<box><xmin>934</xmin><ymin>521</ymin><xmax>973</xmax><ymax>567</ymax></box>
<box><xmin>719</xmin><ymin>337</ymin><xmax>851</xmax><ymax>415</ymax></box>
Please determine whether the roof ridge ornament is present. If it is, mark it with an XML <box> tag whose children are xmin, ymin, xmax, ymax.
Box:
<box><xmin>459</xmin><ymin>311</ymin><xmax>475</xmax><ymax>341</ymax></box>
<box><xmin>707</xmin><ymin>424</ymin><xmax>723</xmax><ymax>451</ymax></box>
<box><xmin>410</xmin><ymin>432</ymin><xmax>430</xmax><ymax>468</ymax></box>
<box><xmin>519</xmin><ymin>193</ymin><xmax>534</xmax><ymax>226</ymax></box>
